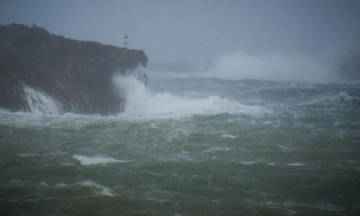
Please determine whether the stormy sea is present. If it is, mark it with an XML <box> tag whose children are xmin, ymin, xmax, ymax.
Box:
<box><xmin>1</xmin><ymin>71</ymin><xmax>360</xmax><ymax>216</ymax></box>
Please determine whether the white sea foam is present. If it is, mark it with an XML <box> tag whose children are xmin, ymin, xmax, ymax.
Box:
<box><xmin>171</xmin><ymin>152</ymin><xmax>195</xmax><ymax>161</ymax></box>
<box><xmin>23</xmin><ymin>86</ymin><xmax>62</xmax><ymax>115</ymax></box>
<box><xmin>113</xmin><ymin>75</ymin><xmax>270</xmax><ymax>119</ymax></box>
<box><xmin>39</xmin><ymin>181</ymin><xmax>49</xmax><ymax>187</ymax></box>
<box><xmin>277</xmin><ymin>144</ymin><xmax>292</xmax><ymax>152</ymax></box>
<box><xmin>77</xmin><ymin>180</ymin><xmax>114</xmax><ymax>196</ymax></box>
<box><xmin>0</xmin><ymin>108</ymin><xmax>9</xmax><ymax>113</ymax></box>
<box><xmin>266</xmin><ymin>162</ymin><xmax>276</xmax><ymax>166</ymax></box>
<box><xmin>202</xmin><ymin>146</ymin><xmax>231</xmax><ymax>153</ymax></box>
<box><xmin>300</xmin><ymin>91</ymin><xmax>356</xmax><ymax>106</ymax></box>
<box><xmin>221</xmin><ymin>134</ymin><xmax>236</xmax><ymax>139</ymax></box>
<box><xmin>240</xmin><ymin>161</ymin><xmax>260</xmax><ymax>165</ymax></box>
<box><xmin>0</xmin><ymin>109</ymin><xmax>101</xmax><ymax>129</ymax></box>
<box><xmin>17</xmin><ymin>153</ymin><xmax>41</xmax><ymax>157</ymax></box>
<box><xmin>55</xmin><ymin>183</ymin><xmax>69</xmax><ymax>188</ymax></box>
<box><xmin>73</xmin><ymin>154</ymin><xmax>130</xmax><ymax>166</ymax></box>
<box><xmin>287</xmin><ymin>162</ymin><xmax>304</xmax><ymax>167</ymax></box>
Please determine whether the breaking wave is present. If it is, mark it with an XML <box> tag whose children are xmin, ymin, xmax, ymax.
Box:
<box><xmin>73</xmin><ymin>154</ymin><xmax>130</xmax><ymax>166</ymax></box>
<box><xmin>113</xmin><ymin>75</ymin><xmax>270</xmax><ymax>119</ymax></box>
<box><xmin>23</xmin><ymin>86</ymin><xmax>63</xmax><ymax>115</ymax></box>
<box><xmin>300</xmin><ymin>91</ymin><xmax>359</xmax><ymax>106</ymax></box>
<box><xmin>14</xmin><ymin>73</ymin><xmax>271</xmax><ymax>120</ymax></box>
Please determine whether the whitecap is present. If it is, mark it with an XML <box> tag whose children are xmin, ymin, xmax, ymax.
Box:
<box><xmin>277</xmin><ymin>144</ymin><xmax>292</xmax><ymax>152</ymax></box>
<box><xmin>240</xmin><ymin>161</ymin><xmax>260</xmax><ymax>165</ymax></box>
<box><xmin>73</xmin><ymin>154</ymin><xmax>130</xmax><ymax>166</ymax></box>
<box><xmin>17</xmin><ymin>153</ymin><xmax>40</xmax><ymax>157</ymax></box>
<box><xmin>287</xmin><ymin>162</ymin><xmax>304</xmax><ymax>167</ymax></box>
<box><xmin>266</xmin><ymin>162</ymin><xmax>276</xmax><ymax>166</ymax></box>
<box><xmin>77</xmin><ymin>180</ymin><xmax>114</xmax><ymax>196</ymax></box>
<box><xmin>55</xmin><ymin>183</ymin><xmax>69</xmax><ymax>188</ymax></box>
<box><xmin>202</xmin><ymin>146</ymin><xmax>231</xmax><ymax>153</ymax></box>
<box><xmin>221</xmin><ymin>134</ymin><xmax>236</xmax><ymax>139</ymax></box>
<box><xmin>39</xmin><ymin>181</ymin><xmax>49</xmax><ymax>187</ymax></box>
<box><xmin>299</xmin><ymin>91</ymin><xmax>356</xmax><ymax>106</ymax></box>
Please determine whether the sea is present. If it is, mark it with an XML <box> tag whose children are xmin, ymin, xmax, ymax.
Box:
<box><xmin>0</xmin><ymin>70</ymin><xmax>360</xmax><ymax>215</ymax></box>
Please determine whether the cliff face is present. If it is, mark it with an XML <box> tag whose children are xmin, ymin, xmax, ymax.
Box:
<box><xmin>0</xmin><ymin>24</ymin><xmax>148</xmax><ymax>114</ymax></box>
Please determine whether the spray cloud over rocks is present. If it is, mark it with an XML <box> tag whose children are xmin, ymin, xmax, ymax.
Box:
<box><xmin>202</xmin><ymin>52</ymin><xmax>340</xmax><ymax>83</ymax></box>
<box><xmin>113</xmin><ymin>75</ymin><xmax>269</xmax><ymax>119</ymax></box>
<box><xmin>23</xmin><ymin>86</ymin><xmax>63</xmax><ymax>115</ymax></box>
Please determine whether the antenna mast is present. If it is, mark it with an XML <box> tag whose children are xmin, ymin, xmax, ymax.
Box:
<box><xmin>124</xmin><ymin>34</ymin><xmax>128</xmax><ymax>47</ymax></box>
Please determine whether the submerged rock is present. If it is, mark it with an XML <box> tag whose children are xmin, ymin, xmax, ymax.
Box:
<box><xmin>0</xmin><ymin>23</ymin><xmax>148</xmax><ymax>114</ymax></box>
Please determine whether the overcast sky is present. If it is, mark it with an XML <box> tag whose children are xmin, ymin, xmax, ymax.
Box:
<box><xmin>1</xmin><ymin>0</ymin><xmax>360</xmax><ymax>67</ymax></box>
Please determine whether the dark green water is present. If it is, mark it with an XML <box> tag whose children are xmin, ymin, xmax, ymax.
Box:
<box><xmin>1</xmin><ymin>77</ymin><xmax>360</xmax><ymax>215</ymax></box>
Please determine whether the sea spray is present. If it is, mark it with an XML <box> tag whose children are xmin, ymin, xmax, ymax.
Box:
<box><xmin>113</xmin><ymin>75</ymin><xmax>270</xmax><ymax>119</ymax></box>
<box><xmin>204</xmin><ymin>52</ymin><xmax>339</xmax><ymax>82</ymax></box>
<box><xmin>23</xmin><ymin>86</ymin><xmax>63</xmax><ymax>115</ymax></box>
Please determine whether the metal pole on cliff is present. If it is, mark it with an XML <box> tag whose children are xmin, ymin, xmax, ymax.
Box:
<box><xmin>124</xmin><ymin>34</ymin><xmax>128</xmax><ymax>48</ymax></box>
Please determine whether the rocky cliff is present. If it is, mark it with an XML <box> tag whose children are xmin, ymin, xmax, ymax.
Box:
<box><xmin>0</xmin><ymin>24</ymin><xmax>148</xmax><ymax>114</ymax></box>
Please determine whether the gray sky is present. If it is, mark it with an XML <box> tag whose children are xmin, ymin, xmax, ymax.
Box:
<box><xmin>1</xmin><ymin>0</ymin><xmax>360</xmax><ymax>68</ymax></box>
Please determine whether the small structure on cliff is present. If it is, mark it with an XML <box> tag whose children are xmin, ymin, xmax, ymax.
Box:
<box><xmin>124</xmin><ymin>34</ymin><xmax>128</xmax><ymax>47</ymax></box>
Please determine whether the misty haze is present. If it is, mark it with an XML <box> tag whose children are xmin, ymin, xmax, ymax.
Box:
<box><xmin>0</xmin><ymin>1</ymin><xmax>360</xmax><ymax>215</ymax></box>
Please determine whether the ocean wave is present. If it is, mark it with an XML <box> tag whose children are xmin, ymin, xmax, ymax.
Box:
<box><xmin>114</xmin><ymin>75</ymin><xmax>272</xmax><ymax>119</ymax></box>
<box><xmin>287</xmin><ymin>162</ymin><xmax>305</xmax><ymax>167</ymax></box>
<box><xmin>76</xmin><ymin>180</ymin><xmax>114</xmax><ymax>196</ymax></box>
<box><xmin>73</xmin><ymin>154</ymin><xmax>130</xmax><ymax>166</ymax></box>
<box><xmin>299</xmin><ymin>91</ymin><xmax>358</xmax><ymax>106</ymax></box>
<box><xmin>202</xmin><ymin>146</ymin><xmax>231</xmax><ymax>153</ymax></box>
<box><xmin>220</xmin><ymin>134</ymin><xmax>236</xmax><ymax>139</ymax></box>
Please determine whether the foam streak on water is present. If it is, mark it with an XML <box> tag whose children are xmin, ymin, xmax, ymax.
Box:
<box><xmin>76</xmin><ymin>180</ymin><xmax>114</xmax><ymax>196</ymax></box>
<box><xmin>73</xmin><ymin>154</ymin><xmax>130</xmax><ymax>165</ymax></box>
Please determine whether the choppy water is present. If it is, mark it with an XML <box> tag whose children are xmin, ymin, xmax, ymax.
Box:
<box><xmin>1</xmin><ymin>74</ymin><xmax>360</xmax><ymax>215</ymax></box>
